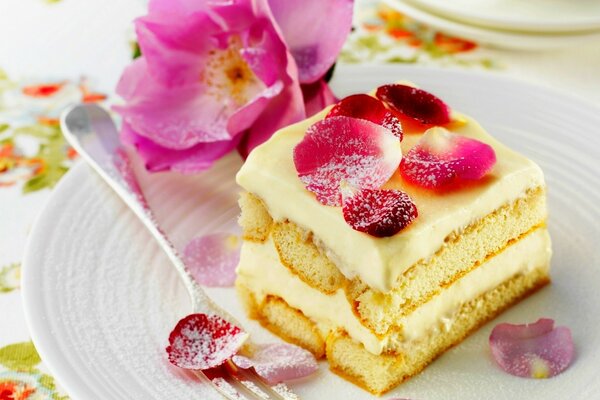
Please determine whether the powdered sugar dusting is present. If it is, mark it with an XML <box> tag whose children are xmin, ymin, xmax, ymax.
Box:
<box><xmin>400</xmin><ymin>127</ymin><xmax>496</xmax><ymax>189</ymax></box>
<box><xmin>293</xmin><ymin>116</ymin><xmax>402</xmax><ymax>206</ymax></box>
<box><xmin>232</xmin><ymin>343</ymin><xmax>318</xmax><ymax>385</ymax></box>
<box><xmin>342</xmin><ymin>187</ymin><xmax>417</xmax><ymax>237</ymax></box>
<box><xmin>166</xmin><ymin>313</ymin><xmax>247</xmax><ymax>370</ymax></box>
<box><xmin>184</xmin><ymin>233</ymin><xmax>241</xmax><ymax>287</ymax></box>
<box><xmin>489</xmin><ymin>318</ymin><xmax>575</xmax><ymax>379</ymax></box>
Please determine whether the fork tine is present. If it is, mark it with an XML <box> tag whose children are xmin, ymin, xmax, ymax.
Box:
<box><xmin>198</xmin><ymin>369</ymin><xmax>250</xmax><ymax>400</ymax></box>
<box><xmin>223</xmin><ymin>360</ymin><xmax>301</xmax><ymax>400</ymax></box>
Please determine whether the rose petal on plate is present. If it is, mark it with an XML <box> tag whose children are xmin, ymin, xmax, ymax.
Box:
<box><xmin>327</xmin><ymin>94</ymin><xmax>403</xmax><ymax>140</ymax></box>
<box><xmin>376</xmin><ymin>84</ymin><xmax>451</xmax><ymax>126</ymax></box>
<box><xmin>342</xmin><ymin>187</ymin><xmax>418</xmax><ymax>237</ymax></box>
<box><xmin>184</xmin><ymin>233</ymin><xmax>241</xmax><ymax>287</ymax></box>
<box><xmin>166</xmin><ymin>313</ymin><xmax>247</xmax><ymax>370</ymax></box>
<box><xmin>232</xmin><ymin>343</ymin><xmax>318</xmax><ymax>384</ymax></box>
<box><xmin>293</xmin><ymin>116</ymin><xmax>402</xmax><ymax>206</ymax></box>
<box><xmin>400</xmin><ymin>127</ymin><xmax>496</xmax><ymax>189</ymax></box>
<box><xmin>489</xmin><ymin>318</ymin><xmax>575</xmax><ymax>378</ymax></box>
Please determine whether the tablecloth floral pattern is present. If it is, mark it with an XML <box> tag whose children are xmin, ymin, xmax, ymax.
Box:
<box><xmin>1</xmin><ymin>1</ymin><xmax>599</xmax><ymax>398</ymax></box>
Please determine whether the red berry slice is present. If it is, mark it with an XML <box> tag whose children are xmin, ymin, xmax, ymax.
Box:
<box><xmin>376</xmin><ymin>84</ymin><xmax>451</xmax><ymax>126</ymax></box>
<box><xmin>293</xmin><ymin>116</ymin><xmax>402</xmax><ymax>206</ymax></box>
<box><xmin>166</xmin><ymin>313</ymin><xmax>247</xmax><ymax>370</ymax></box>
<box><xmin>326</xmin><ymin>94</ymin><xmax>403</xmax><ymax>139</ymax></box>
<box><xmin>400</xmin><ymin>127</ymin><xmax>496</xmax><ymax>189</ymax></box>
<box><xmin>184</xmin><ymin>233</ymin><xmax>241</xmax><ymax>287</ymax></box>
<box><xmin>489</xmin><ymin>318</ymin><xmax>575</xmax><ymax>378</ymax></box>
<box><xmin>232</xmin><ymin>343</ymin><xmax>318</xmax><ymax>384</ymax></box>
<box><xmin>342</xmin><ymin>187</ymin><xmax>417</xmax><ymax>237</ymax></box>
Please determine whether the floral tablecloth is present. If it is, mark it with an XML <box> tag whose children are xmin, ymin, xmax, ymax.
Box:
<box><xmin>1</xmin><ymin>0</ymin><xmax>599</xmax><ymax>398</ymax></box>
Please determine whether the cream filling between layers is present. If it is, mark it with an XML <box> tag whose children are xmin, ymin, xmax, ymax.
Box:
<box><xmin>236</xmin><ymin>107</ymin><xmax>545</xmax><ymax>292</ymax></box>
<box><xmin>237</xmin><ymin>229</ymin><xmax>552</xmax><ymax>355</ymax></box>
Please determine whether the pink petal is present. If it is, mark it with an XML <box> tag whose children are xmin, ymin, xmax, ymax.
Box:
<box><xmin>166</xmin><ymin>313</ymin><xmax>247</xmax><ymax>370</ymax></box>
<box><xmin>376</xmin><ymin>84</ymin><xmax>451</xmax><ymax>125</ymax></box>
<box><xmin>327</xmin><ymin>94</ymin><xmax>403</xmax><ymax>139</ymax></box>
<box><xmin>489</xmin><ymin>318</ymin><xmax>575</xmax><ymax>378</ymax></box>
<box><xmin>184</xmin><ymin>233</ymin><xmax>241</xmax><ymax>287</ymax></box>
<box><xmin>400</xmin><ymin>127</ymin><xmax>496</xmax><ymax>189</ymax></box>
<box><xmin>238</xmin><ymin>83</ymin><xmax>305</xmax><ymax>159</ymax></box>
<box><xmin>293</xmin><ymin>116</ymin><xmax>402</xmax><ymax>206</ymax></box>
<box><xmin>232</xmin><ymin>343</ymin><xmax>318</xmax><ymax>384</ymax></box>
<box><xmin>342</xmin><ymin>187</ymin><xmax>417</xmax><ymax>237</ymax></box>
<box><xmin>267</xmin><ymin>0</ymin><xmax>354</xmax><ymax>83</ymax></box>
<box><xmin>121</xmin><ymin>122</ymin><xmax>240</xmax><ymax>174</ymax></box>
<box><xmin>301</xmin><ymin>79</ymin><xmax>338</xmax><ymax>118</ymax></box>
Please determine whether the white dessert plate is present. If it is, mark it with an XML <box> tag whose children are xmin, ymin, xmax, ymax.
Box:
<box><xmin>401</xmin><ymin>0</ymin><xmax>600</xmax><ymax>33</ymax></box>
<box><xmin>22</xmin><ymin>65</ymin><xmax>600</xmax><ymax>399</ymax></box>
<box><xmin>383</xmin><ymin>0</ymin><xmax>600</xmax><ymax>50</ymax></box>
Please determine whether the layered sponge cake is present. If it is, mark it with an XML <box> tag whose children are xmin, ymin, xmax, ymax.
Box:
<box><xmin>234</xmin><ymin>84</ymin><xmax>551</xmax><ymax>394</ymax></box>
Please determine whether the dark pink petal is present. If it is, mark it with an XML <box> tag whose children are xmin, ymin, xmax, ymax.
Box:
<box><xmin>184</xmin><ymin>233</ymin><xmax>241</xmax><ymax>287</ymax></box>
<box><xmin>342</xmin><ymin>187</ymin><xmax>417</xmax><ymax>237</ymax></box>
<box><xmin>293</xmin><ymin>116</ymin><xmax>402</xmax><ymax>206</ymax></box>
<box><xmin>327</xmin><ymin>94</ymin><xmax>403</xmax><ymax>139</ymax></box>
<box><xmin>489</xmin><ymin>318</ymin><xmax>575</xmax><ymax>378</ymax></box>
<box><xmin>301</xmin><ymin>79</ymin><xmax>338</xmax><ymax>118</ymax></box>
<box><xmin>238</xmin><ymin>83</ymin><xmax>305</xmax><ymax>159</ymax></box>
<box><xmin>267</xmin><ymin>0</ymin><xmax>353</xmax><ymax>83</ymax></box>
<box><xmin>121</xmin><ymin>122</ymin><xmax>240</xmax><ymax>174</ymax></box>
<box><xmin>400</xmin><ymin>127</ymin><xmax>496</xmax><ymax>189</ymax></box>
<box><xmin>376</xmin><ymin>84</ymin><xmax>451</xmax><ymax>125</ymax></box>
<box><xmin>166</xmin><ymin>313</ymin><xmax>247</xmax><ymax>370</ymax></box>
<box><xmin>232</xmin><ymin>343</ymin><xmax>318</xmax><ymax>384</ymax></box>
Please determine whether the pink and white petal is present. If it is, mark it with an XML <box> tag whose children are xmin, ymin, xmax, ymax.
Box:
<box><xmin>301</xmin><ymin>79</ymin><xmax>338</xmax><ymax>118</ymax></box>
<box><xmin>489</xmin><ymin>318</ymin><xmax>575</xmax><ymax>378</ymax></box>
<box><xmin>183</xmin><ymin>233</ymin><xmax>241</xmax><ymax>287</ymax></box>
<box><xmin>166</xmin><ymin>313</ymin><xmax>247</xmax><ymax>370</ymax></box>
<box><xmin>237</xmin><ymin>83</ymin><xmax>306</xmax><ymax>159</ymax></box>
<box><xmin>121</xmin><ymin>123</ymin><xmax>240</xmax><ymax>174</ymax></box>
<box><xmin>400</xmin><ymin>127</ymin><xmax>496</xmax><ymax>189</ymax></box>
<box><xmin>293</xmin><ymin>116</ymin><xmax>402</xmax><ymax>206</ymax></box>
<box><xmin>232</xmin><ymin>343</ymin><xmax>318</xmax><ymax>384</ymax></box>
<box><xmin>267</xmin><ymin>0</ymin><xmax>354</xmax><ymax>83</ymax></box>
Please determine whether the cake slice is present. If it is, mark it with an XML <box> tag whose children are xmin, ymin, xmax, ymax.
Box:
<box><xmin>234</xmin><ymin>83</ymin><xmax>551</xmax><ymax>394</ymax></box>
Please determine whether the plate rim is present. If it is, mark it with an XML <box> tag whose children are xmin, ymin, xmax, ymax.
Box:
<box><xmin>21</xmin><ymin>64</ymin><xmax>600</xmax><ymax>399</ymax></box>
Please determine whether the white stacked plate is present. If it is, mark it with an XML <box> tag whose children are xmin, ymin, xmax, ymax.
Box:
<box><xmin>383</xmin><ymin>0</ymin><xmax>600</xmax><ymax>50</ymax></box>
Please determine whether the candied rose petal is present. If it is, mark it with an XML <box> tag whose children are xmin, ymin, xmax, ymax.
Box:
<box><xmin>376</xmin><ymin>84</ymin><xmax>451</xmax><ymax>125</ymax></box>
<box><xmin>327</xmin><ymin>94</ymin><xmax>403</xmax><ymax>139</ymax></box>
<box><xmin>184</xmin><ymin>233</ymin><xmax>241</xmax><ymax>287</ymax></box>
<box><xmin>490</xmin><ymin>318</ymin><xmax>574</xmax><ymax>378</ymax></box>
<box><xmin>166</xmin><ymin>313</ymin><xmax>247</xmax><ymax>370</ymax></box>
<box><xmin>293</xmin><ymin>116</ymin><xmax>402</xmax><ymax>206</ymax></box>
<box><xmin>232</xmin><ymin>343</ymin><xmax>318</xmax><ymax>384</ymax></box>
<box><xmin>400</xmin><ymin>127</ymin><xmax>496</xmax><ymax>189</ymax></box>
<box><xmin>342</xmin><ymin>187</ymin><xmax>417</xmax><ymax>237</ymax></box>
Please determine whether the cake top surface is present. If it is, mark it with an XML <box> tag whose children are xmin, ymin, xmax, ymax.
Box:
<box><xmin>236</xmin><ymin>85</ymin><xmax>545</xmax><ymax>292</ymax></box>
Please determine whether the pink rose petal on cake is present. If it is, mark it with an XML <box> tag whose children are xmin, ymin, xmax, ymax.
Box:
<box><xmin>342</xmin><ymin>187</ymin><xmax>418</xmax><ymax>237</ymax></box>
<box><xmin>400</xmin><ymin>127</ymin><xmax>496</xmax><ymax>189</ymax></box>
<box><xmin>184</xmin><ymin>233</ymin><xmax>241</xmax><ymax>287</ymax></box>
<box><xmin>489</xmin><ymin>318</ymin><xmax>574</xmax><ymax>378</ymax></box>
<box><xmin>327</xmin><ymin>94</ymin><xmax>403</xmax><ymax>139</ymax></box>
<box><xmin>376</xmin><ymin>84</ymin><xmax>451</xmax><ymax>125</ymax></box>
<box><xmin>166</xmin><ymin>313</ymin><xmax>247</xmax><ymax>370</ymax></box>
<box><xmin>232</xmin><ymin>343</ymin><xmax>318</xmax><ymax>384</ymax></box>
<box><xmin>293</xmin><ymin>116</ymin><xmax>402</xmax><ymax>206</ymax></box>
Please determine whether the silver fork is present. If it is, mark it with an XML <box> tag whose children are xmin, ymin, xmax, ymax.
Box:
<box><xmin>60</xmin><ymin>104</ymin><xmax>299</xmax><ymax>400</ymax></box>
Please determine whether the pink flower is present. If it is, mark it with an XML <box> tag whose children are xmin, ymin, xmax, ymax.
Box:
<box><xmin>114</xmin><ymin>0</ymin><xmax>353</xmax><ymax>173</ymax></box>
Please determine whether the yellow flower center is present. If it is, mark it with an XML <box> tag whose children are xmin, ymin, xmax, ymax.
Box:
<box><xmin>201</xmin><ymin>36</ymin><xmax>264</xmax><ymax>108</ymax></box>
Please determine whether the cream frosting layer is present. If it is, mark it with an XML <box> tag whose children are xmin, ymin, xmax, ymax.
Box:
<box><xmin>236</xmin><ymin>106</ymin><xmax>545</xmax><ymax>292</ymax></box>
<box><xmin>237</xmin><ymin>228</ymin><xmax>552</xmax><ymax>355</ymax></box>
